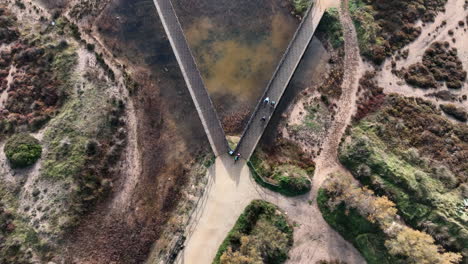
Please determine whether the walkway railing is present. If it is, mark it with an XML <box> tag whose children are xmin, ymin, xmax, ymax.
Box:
<box><xmin>235</xmin><ymin>0</ymin><xmax>325</xmax><ymax>159</ymax></box>
<box><xmin>152</xmin><ymin>0</ymin><xmax>229</xmax><ymax>157</ymax></box>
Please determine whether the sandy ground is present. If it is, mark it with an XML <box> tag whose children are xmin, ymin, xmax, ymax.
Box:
<box><xmin>175</xmin><ymin>1</ymin><xmax>366</xmax><ymax>263</ymax></box>
<box><xmin>377</xmin><ymin>0</ymin><xmax>468</xmax><ymax>110</ymax></box>
<box><xmin>178</xmin><ymin>155</ymin><xmax>365</xmax><ymax>264</ymax></box>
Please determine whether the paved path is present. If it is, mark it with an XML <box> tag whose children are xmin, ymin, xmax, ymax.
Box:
<box><xmin>152</xmin><ymin>0</ymin><xmax>228</xmax><ymax>156</ymax></box>
<box><xmin>235</xmin><ymin>0</ymin><xmax>326</xmax><ymax>159</ymax></box>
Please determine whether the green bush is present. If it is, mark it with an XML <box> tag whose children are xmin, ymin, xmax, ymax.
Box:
<box><xmin>291</xmin><ymin>0</ymin><xmax>311</xmax><ymax>16</ymax></box>
<box><xmin>339</xmin><ymin>95</ymin><xmax>468</xmax><ymax>259</ymax></box>
<box><xmin>275</xmin><ymin>166</ymin><xmax>311</xmax><ymax>194</ymax></box>
<box><xmin>317</xmin><ymin>8</ymin><xmax>344</xmax><ymax>49</ymax></box>
<box><xmin>248</xmin><ymin>161</ymin><xmax>312</xmax><ymax>196</ymax></box>
<box><xmin>317</xmin><ymin>189</ymin><xmax>402</xmax><ymax>264</ymax></box>
<box><xmin>213</xmin><ymin>200</ymin><xmax>293</xmax><ymax>264</ymax></box>
<box><xmin>4</xmin><ymin>134</ymin><xmax>42</xmax><ymax>168</ymax></box>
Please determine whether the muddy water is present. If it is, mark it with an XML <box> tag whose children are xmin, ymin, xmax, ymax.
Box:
<box><xmin>173</xmin><ymin>0</ymin><xmax>298</xmax><ymax>135</ymax></box>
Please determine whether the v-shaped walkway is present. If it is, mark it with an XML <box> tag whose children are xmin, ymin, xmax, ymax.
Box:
<box><xmin>152</xmin><ymin>0</ymin><xmax>325</xmax><ymax>158</ymax></box>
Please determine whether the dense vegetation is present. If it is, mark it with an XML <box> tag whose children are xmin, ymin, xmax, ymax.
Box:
<box><xmin>349</xmin><ymin>0</ymin><xmax>448</xmax><ymax>64</ymax></box>
<box><xmin>402</xmin><ymin>42</ymin><xmax>466</xmax><ymax>89</ymax></box>
<box><xmin>291</xmin><ymin>0</ymin><xmax>311</xmax><ymax>17</ymax></box>
<box><xmin>250</xmin><ymin>140</ymin><xmax>313</xmax><ymax>196</ymax></box>
<box><xmin>339</xmin><ymin>95</ymin><xmax>468</xmax><ymax>261</ymax></box>
<box><xmin>213</xmin><ymin>200</ymin><xmax>293</xmax><ymax>264</ymax></box>
<box><xmin>4</xmin><ymin>134</ymin><xmax>42</xmax><ymax>168</ymax></box>
<box><xmin>318</xmin><ymin>189</ymin><xmax>400</xmax><ymax>264</ymax></box>
<box><xmin>320</xmin><ymin>172</ymin><xmax>462</xmax><ymax>264</ymax></box>
<box><xmin>0</xmin><ymin>11</ymin><xmax>78</xmax><ymax>134</ymax></box>
<box><xmin>440</xmin><ymin>104</ymin><xmax>467</xmax><ymax>122</ymax></box>
<box><xmin>316</xmin><ymin>8</ymin><xmax>344</xmax><ymax>49</ymax></box>
<box><xmin>0</xmin><ymin>5</ymin><xmax>127</xmax><ymax>263</ymax></box>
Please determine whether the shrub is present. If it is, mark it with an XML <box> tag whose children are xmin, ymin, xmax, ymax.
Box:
<box><xmin>440</xmin><ymin>104</ymin><xmax>467</xmax><ymax>122</ymax></box>
<box><xmin>274</xmin><ymin>165</ymin><xmax>311</xmax><ymax>194</ymax></box>
<box><xmin>214</xmin><ymin>200</ymin><xmax>293</xmax><ymax>264</ymax></box>
<box><xmin>291</xmin><ymin>0</ymin><xmax>311</xmax><ymax>16</ymax></box>
<box><xmin>4</xmin><ymin>134</ymin><xmax>42</xmax><ymax>168</ymax></box>
<box><xmin>317</xmin><ymin>8</ymin><xmax>344</xmax><ymax>49</ymax></box>
<box><xmin>317</xmin><ymin>189</ymin><xmax>400</xmax><ymax>264</ymax></box>
<box><xmin>86</xmin><ymin>43</ymin><xmax>95</xmax><ymax>51</ymax></box>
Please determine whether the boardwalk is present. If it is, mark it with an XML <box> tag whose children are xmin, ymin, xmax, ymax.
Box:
<box><xmin>152</xmin><ymin>0</ymin><xmax>228</xmax><ymax>156</ymax></box>
<box><xmin>235</xmin><ymin>1</ymin><xmax>325</xmax><ymax>159</ymax></box>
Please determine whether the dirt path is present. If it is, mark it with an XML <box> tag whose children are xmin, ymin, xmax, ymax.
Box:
<box><xmin>313</xmin><ymin>0</ymin><xmax>362</xmax><ymax>172</ymax></box>
<box><xmin>286</xmin><ymin>0</ymin><xmax>365</xmax><ymax>261</ymax></box>
<box><xmin>176</xmin><ymin>1</ymin><xmax>366</xmax><ymax>263</ymax></box>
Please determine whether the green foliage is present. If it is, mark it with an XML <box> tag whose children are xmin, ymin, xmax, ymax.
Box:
<box><xmin>249</xmin><ymin>140</ymin><xmax>314</xmax><ymax>197</ymax></box>
<box><xmin>339</xmin><ymin>95</ymin><xmax>468</xmax><ymax>259</ymax></box>
<box><xmin>213</xmin><ymin>200</ymin><xmax>293</xmax><ymax>264</ymax></box>
<box><xmin>4</xmin><ymin>134</ymin><xmax>42</xmax><ymax>168</ymax></box>
<box><xmin>273</xmin><ymin>165</ymin><xmax>311</xmax><ymax>194</ymax></box>
<box><xmin>249</xmin><ymin>154</ymin><xmax>312</xmax><ymax>197</ymax></box>
<box><xmin>317</xmin><ymin>189</ymin><xmax>402</xmax><ymax>264</ymax></box>
<box><xmin>291</xmin><ymin>0</ymin><xmax>311</xmax><ymax>16</ymax></box>
<box><xmin>317</xmin><ymin>8</ymin><xmax>344</xmax><ymax>49</ymax></box>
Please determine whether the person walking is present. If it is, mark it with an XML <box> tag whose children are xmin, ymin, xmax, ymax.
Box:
<box><xmin>234</xmin><ymin>153</ymin><xmax>241</xmax><ymax>162</ymax></box>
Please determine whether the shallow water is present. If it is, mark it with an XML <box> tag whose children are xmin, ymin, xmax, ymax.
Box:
<box><xmin>173</xmin><ymin>0</ymin><xmax>299</xmax><ymax>134</ymax></box>
<box><xmin>97</xmin><ymin>0</ymin><xmax>328</xmax><ymax>139</ymax></box>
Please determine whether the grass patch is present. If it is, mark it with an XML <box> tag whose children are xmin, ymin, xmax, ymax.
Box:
<box><xmin>213</xmin><ymin>200</ymin><xmax>293</xmax><ymax>264</ymax></box>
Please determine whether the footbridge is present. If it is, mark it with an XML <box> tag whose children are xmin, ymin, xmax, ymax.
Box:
<box><xmin>153</xmin><ymin>0</ymin><xmax>325</xmax><ymax>158</ymax></box>
<box><xmin>152</xmin><ymin>0</ymin><xmax>229</xmax><ymax>156</ymax></box>
<box><xmin>234</xmin><ymin>1</ymin><xmax>325</xmax><ymax>159</ymax></box>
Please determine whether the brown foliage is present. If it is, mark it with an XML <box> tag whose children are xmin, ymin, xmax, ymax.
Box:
<box><xmin>355</xmin><ymin>71</ymin><xmax>385</xmax><ymax>121</ymax></box>
<box><xmin>385</xmin><ymin>226</ymin><xmax>462</xmax><ymax>264</ymax></box>
<box><xmin>404</xmin><ymin>42</ymin><xmax>467</xmax><ymax>89</ymax></box>
<box><xmin>440</xmin><ymin>103</ymin><xmax>467</xmax><ymax>122</ymax></box>
<box><xmin>377</xmin><ymin>95</ymin><xmax>468</xmax><ymax>182</ymax></box>
<box><xmin>357</xmin><ymin>0</ymin><xmax>447</xmax><ymax>64</ymax></box>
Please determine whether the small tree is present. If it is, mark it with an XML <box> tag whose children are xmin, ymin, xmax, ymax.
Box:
<box><xmin>385</xmin><ymin>227</ymin><xmax>462</xmax><ymax>264</ymax></box>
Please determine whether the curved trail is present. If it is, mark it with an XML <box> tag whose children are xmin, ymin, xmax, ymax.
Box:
<box><xmin>175</xmin><ymin>1</ymin><xmax>366</xmax><ymax>263</ymax></box>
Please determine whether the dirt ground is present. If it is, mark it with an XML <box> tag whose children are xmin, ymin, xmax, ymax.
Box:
<box><xmin>178</xmin><ymin>155</ymin><xmax>365</xmax><ymax>264</ymax></box>
<box><xmin>13</xmin><ymin>0</ymin><xmax>214</xmax><ymax>262</ymax></box>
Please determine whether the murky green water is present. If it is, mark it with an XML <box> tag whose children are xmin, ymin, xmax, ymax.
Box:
<box><xmin>173</xmin><ymin>0</ymin><xmax>299</xmax><ymax>134</ymax></box>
